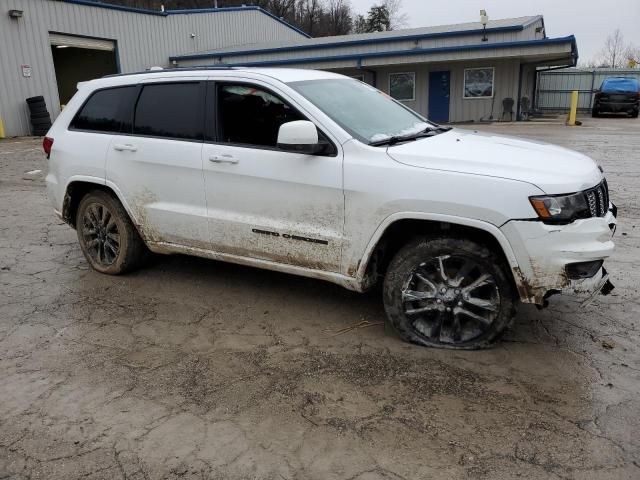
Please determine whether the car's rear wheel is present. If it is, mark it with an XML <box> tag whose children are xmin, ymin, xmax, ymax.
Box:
<box><xmin>76</xmin><ymin>190</ymin><xmax>146</xmax><ymax>275</ymax></box>
<box><xmin>592</xmin><ymin>108</ymin><xmax>600</xmax><ymax>118</ymax></box>
<box><xmin>383</xmin><ymin>237</ymin><xmax>517</xmax><ymax>349</ymax></box>
<box><xmin>631</xmin><ymin>110</ymin><xmax>639</xmax><ymax>119</ymax></box>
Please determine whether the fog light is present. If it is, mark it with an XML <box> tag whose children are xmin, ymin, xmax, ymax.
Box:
<box><xmin>566</xmin><ymin>260</ymin><xmax>604</xmax><ymax>279</ymax></box>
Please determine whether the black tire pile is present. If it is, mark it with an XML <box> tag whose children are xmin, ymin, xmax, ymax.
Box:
<box><xmin>26</xmin><ymin>96</ymin><xmax>52</xmax><ymax>136</ymax></box>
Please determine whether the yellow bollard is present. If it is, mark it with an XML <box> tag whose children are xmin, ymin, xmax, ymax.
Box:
<box><xmin>568</xmin><ymin>90</ymin><xmax>579</xmax><ymax>126</ymax></box>
<box><xmin>0</xmin><ymin>117</ymin><xmax>5</xmax><ymax>139</ymax></box>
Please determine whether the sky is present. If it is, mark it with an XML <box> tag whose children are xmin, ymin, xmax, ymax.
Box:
<box><xmin>349</xmin><ymin>0</ymin><xmax>640</xmax><ymax>65</ymax></box>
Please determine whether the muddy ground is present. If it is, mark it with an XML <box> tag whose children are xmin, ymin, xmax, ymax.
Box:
<box><xmin>1</xmin><ymin>116</ymin><xmax>639</xmax><ymax>479</ymax></box>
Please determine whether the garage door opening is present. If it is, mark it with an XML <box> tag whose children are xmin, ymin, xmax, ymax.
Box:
<box><xmin>50</xmin><ymin>33</ymin><xmax>118</xmax><ymax>107</ymax></box>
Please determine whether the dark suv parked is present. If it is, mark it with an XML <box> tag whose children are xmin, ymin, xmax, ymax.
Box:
<box><xmin>592</xmin><ymin>77</ymin><xmax>640</xmax><ymax>118</ymax></box>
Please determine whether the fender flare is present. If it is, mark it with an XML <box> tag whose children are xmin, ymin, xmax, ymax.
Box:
<box><xmin>62</xmin><ymin>177</ymin><xmax>141</xmax><ymax>228</ymax></box>
<box><xmin>355</xmin><ymin>212</ymin><xmax>520</xmax><ymax>282</ymax></box>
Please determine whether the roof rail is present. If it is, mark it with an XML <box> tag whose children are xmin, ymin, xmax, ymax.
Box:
<box><xmin>102</xmin><ymin>66</ymin><xmax>236</xmax><ymax>78</ymax></box>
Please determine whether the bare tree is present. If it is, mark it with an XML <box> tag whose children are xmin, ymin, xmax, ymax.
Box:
<box><xmin>298</xmin><ymin>0</ymin><xmax>323</xmax><ymax>36</ymax></box>
<box><xmin>380</xmin><ymin>0</ymin><xmax>408</xmax><ymax>30</ymax></box>
<box><xmin>265</xmin><ymin>0</ymin><xmax>297</xmax><ymax>18</ymax></box>
<box><xmin>326</xmin><ymin>0</ymin><xmax>353</xmax><ymax>36</ymax></box>
<box><xmin>600</xmin><ymin>29</ymin><xmax>627</xmax><ymax>68</ymax></box>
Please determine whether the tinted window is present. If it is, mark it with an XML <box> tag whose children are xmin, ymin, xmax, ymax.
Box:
<box><xmin>134</xmin><ymin>83</ymin><xmax>204</xmax><ymax>140</ymax></box>
<box><xmin>218</xmin><ymin>84</ymin><xmax>303</xmax><ymax>147</ymax></box>
<box><xmin>71</xmin><ymin>86</ymin><xmax>136</xmax><ymax>133</ymax></box>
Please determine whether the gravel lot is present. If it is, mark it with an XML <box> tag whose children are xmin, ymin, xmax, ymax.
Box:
<box><xmin>1</xmin><ymin>116</ymin><xmax>639</xmax><ymax>479</ymax></box>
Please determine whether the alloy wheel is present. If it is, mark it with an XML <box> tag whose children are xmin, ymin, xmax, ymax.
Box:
<box><xmin>81</xmin><ymin>202</ymin><xmax>121</xmax><ymax>266</ymax></box>
<box><xmin>401</xmin><ymin>254</ymin><xmax>501</xmax><ymax>344</ymax></box>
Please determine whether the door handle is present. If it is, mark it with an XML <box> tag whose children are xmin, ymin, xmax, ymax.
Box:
<box><xmin>113</xmin><ymin>144</ymin><xmax>138</xmax><ymax>152</ymax></box>
<box><xmin>209</xmin><ymin>154</ymin><xmax>238</xmax><ymax>165</ymax></box>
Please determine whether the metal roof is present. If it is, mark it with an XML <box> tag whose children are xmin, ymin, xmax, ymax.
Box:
<box><xmin>171</xmin><ymin>15</ymin><xmax>543</xmax><ymax>61</ymax></box>
<box><xmin>60</xmin><ymin>0</ymin><xmax>310</xmax><ymax>38</ymax></box>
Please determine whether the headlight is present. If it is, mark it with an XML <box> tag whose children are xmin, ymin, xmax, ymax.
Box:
<box><xmin>529</xmin><ymin>192</ymin><xmax>590</xmax><ymax>223</ymax></box>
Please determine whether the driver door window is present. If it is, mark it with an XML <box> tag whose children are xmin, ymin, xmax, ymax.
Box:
<box><xmin>217</xmin><ymin>84</ymin><xmax>303</xmax><ymax>148</ymax></box>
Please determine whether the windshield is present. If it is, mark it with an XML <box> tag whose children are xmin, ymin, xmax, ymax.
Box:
<box><xmin>601</xmin><ymin>78</ymin><xmax>639</xmax><ymax>93</ymax></box>
<box><xmin>288</xmin><ymin>78</ymin><xmax>432</xmax><ymax>144</ymax></box>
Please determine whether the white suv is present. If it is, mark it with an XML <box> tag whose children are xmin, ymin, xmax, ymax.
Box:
<box><xmin>45</xmin><ymin>68</ymin><xmax>617</xmax><ymax>349</ymax></box>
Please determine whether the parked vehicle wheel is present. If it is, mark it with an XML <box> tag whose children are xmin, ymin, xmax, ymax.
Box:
<box><xmin>383</xmin><ymin>237</ymin><xmax>517</xmax><ymax>349</ymax></box>
<box><xmin>631</xmin><ymin>110</ymin><xmax>639</xmax><ymax>119</ymax></box>
<box><xmin>591</xmin><ymin>109</ymin><xmax>599</xmax><ymax>118</ymax></box>
<box><xmin>76</xmin><ymin>190</ymin><xmax>146</xmax><ymax>275</ymax></box>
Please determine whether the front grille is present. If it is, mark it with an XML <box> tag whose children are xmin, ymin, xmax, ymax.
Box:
<box><xmin>584</xmin><ymin>180</ymin><xmax>609</xmax><ymax>218</ymax></box>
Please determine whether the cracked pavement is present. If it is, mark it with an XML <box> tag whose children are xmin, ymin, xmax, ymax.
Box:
<box><xmin>1</xmin><ymin>116</ymin><xmax>639</xmax><ymax>479</ymax></box>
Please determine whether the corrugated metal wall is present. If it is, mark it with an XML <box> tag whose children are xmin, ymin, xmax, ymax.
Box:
<box><xmin>0</xmin><ymin>0</ymin><xmax>305</xmax><ymax>136</ymax></box>
<box><xmin>537</xmin><ymin>68</ymin><xmax>640</xmax><ymax>111</ymax></box>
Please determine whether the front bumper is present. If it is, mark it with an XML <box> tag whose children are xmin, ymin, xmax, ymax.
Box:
<box><xmin>501</xmin><ymin>206</ymin><xmax>617</xmax><ymax>304</ymax></box>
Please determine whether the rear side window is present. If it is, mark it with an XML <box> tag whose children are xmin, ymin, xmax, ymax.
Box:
<box><xmin>133</xmin><ymin>82</ymin><xmax>204</xmax><ymax>141</ymax></box>
<box><xmin>71</xmin><ymin>86</ymin><xmax>137</xmax><ymax>133</ymax></box>
<box><xmin>601</xmin><ymin>78</ymin><xmax>639</xmax><ymax>93</ymax></box>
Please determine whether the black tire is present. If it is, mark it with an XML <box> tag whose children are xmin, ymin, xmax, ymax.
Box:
<box><xmin>76</xmin><ymin>190</ymin><xmax>147</xmax><ymax>275</ymax></box>
<box><xmin>28</xmin><ymin>104</ymin><xmax>48</xmax><ymax>114</ymax></box>
<box><xmin>631</xmin><ymin>111</ymin><xmax>639</xmax><ymax>119</ymax></box>
<box><xmin>26</xmin><ymin>95</ymin><xmax>45</xmax><ymax>104</ymax></box>
<box><xmin>31</xmin><ymin>117</ymin><xmax>51</xmax><ymax>127</ymax></box>
<box><xmin>30</xmin><ymin>111</ymin><xmax>50</xmax><ymax>120</ymax></box>
<box><xmin>32</xmin><ymin>130</ymin><xmax>49</xmax><ymax>137</ymax></box>
<box><xmin>592</xmin><ymin>109</ymin><xmax>599</xmax><ymax>118</ymax></box>
<box><xmin>383</xmin><ymin>236</ymin><xmax>517</xmax><ymax>350</ymax></box>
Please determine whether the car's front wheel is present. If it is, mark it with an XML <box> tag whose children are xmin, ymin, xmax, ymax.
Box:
<box><xmin>76</xmin><ymin>190</ymin><xmax>146</xmax><ymax>275</ymax></box>
<box><xmin>383</xmin><ymin>237</ymin><xmax>517</xmax><ymax>349</ymax></box>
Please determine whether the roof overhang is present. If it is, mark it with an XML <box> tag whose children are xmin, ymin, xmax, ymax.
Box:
<box><xmin>191</xmin><ymin>36</ymin><xmax>577</xmax><ymax>70</ymax></box>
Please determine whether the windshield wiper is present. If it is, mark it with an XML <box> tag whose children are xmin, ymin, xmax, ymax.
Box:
<box><xmin>370</xmin><ymin>135</ymin><xmax>418</xmax><ymax>147</ymax></box>
<box><xmin>369</xmin><ymin>125</ymin><xmax>452</xmax><ymax>147</ymax></box>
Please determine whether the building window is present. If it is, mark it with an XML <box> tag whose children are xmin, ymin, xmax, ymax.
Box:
<box><xmin>389</xmin><ymin>72</ymin><xmax>415</xmax><ymax>101</ymax></box>
<box><xmin>464</xmin><ymin>67</ymin><xmax>495</xmax><ymax>98</ymax></box>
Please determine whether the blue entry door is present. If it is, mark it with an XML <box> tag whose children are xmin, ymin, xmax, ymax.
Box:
<box><xmin>428</xmin><ymin>71</ymin><xmax>451</xmax><ymax>122</ymax></box>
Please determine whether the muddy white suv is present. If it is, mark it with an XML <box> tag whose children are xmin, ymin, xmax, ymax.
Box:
<box><xmin>45</xmin><ymin>68</ymin><xmax>617</xmax><ymax>349</ymax></box>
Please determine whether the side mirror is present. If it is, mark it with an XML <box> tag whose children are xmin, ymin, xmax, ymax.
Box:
<box><xmin>277</xmin><ymin>120</ymin><xmax>325</xmax><ymax>155</ymax></box>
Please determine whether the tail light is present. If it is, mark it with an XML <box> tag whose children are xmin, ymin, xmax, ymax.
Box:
<box><xmin>43</xmin><ymin>136</ymin><xmax>54</xmax><ymax>158</ymax></box>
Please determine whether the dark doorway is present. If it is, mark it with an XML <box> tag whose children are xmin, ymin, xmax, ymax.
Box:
<box><xmin>51</xmin><ymin>46</ymin><xmax>118</xmax><ymax>107</ymax></box>
<box><xmin>428</xmin><ymin>71</ymin><xmax>451</xmax><ymax>123</ymax></box>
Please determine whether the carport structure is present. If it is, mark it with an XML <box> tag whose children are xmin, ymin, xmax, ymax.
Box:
<box><xmin>171</xmin><ymin>15</ymin><xmax>577</xmax><ymax>123</ymax></box>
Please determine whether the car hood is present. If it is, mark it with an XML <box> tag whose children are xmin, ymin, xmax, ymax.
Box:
<box><xmin>386</xmin><ymin>128</ymin><xmax>604</xmax><ymax>194</ymax></box>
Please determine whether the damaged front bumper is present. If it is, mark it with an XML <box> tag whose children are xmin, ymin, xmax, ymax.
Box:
<box><xmin>501</xmin><ymin>205</ymin><xmax>617</xmax><ymax>305</ymax></box>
